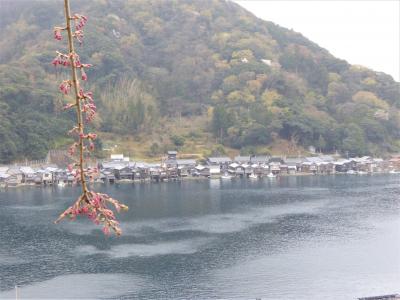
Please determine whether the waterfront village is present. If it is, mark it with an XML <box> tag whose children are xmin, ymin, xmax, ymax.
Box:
<box><xmin>1</xmin><ymin>150</ymin><xmax>400</xmax><ymax>188</ymax></box>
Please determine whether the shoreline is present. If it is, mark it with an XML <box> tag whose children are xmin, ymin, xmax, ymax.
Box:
<box><xmin>1</xmin><ymin>171</ymin><xmax>398</xmax><ymax>189</ymax></box>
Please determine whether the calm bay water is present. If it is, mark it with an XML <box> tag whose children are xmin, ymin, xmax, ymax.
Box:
<box><xmin>0</xmin><ymin>175</ymin><xmax>399</xmax><ymax>299</ymax></box>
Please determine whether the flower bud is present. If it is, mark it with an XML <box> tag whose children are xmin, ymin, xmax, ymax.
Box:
<box><xmin>54</xmin><ymin>30</ymin><xmax>62</xmax><ymax>41</ymax></box>
<box><xmin>81</xmin><ymin>70</ymin><xmax>87</xmax><ymax>81</ymax></box>
<box><xmin>102</xmin><ymin>226</ymin><xmax>110</xmax><ymax>235</ymax></box>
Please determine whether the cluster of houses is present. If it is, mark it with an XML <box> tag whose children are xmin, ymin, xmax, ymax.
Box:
<box><xmin>0</xmin><ymin>165</ymin><xmax>74</xmax><ymax>187</ymax></box>
<box><xmin>1</xmin><ymin>152</ymin><xmax>400</xmax><ymax>187</ymax></box>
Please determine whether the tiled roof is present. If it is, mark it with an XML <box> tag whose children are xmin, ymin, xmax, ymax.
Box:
<box><xmin>234</xmin><ymin>156</ymin><xmax>251</xmax><ymax>163</ymax></box>
<box><xmin>250</xmin><ymin>156</ymin><xmax>269</xmax><ymax>163</ymax></box>
<box><xmin>176</xmin><ymin>159</ymin><xmax>196</xmax><ymax>165</ymax></box>
<box><xmin>208</xmin><ymin>157</ymin><xmax>232</xmax><ymax>163</ymax></box>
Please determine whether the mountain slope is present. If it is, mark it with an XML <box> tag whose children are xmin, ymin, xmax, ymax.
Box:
<box><xmin>0</xmin><ymin>0</ymin><xmax>399</xmax><ymax>163</ymax></box>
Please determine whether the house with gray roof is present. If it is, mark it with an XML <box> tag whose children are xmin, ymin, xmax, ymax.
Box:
<box><xmin>176</xmin><ymin>159</ymin><xmax>196</xmax><ymax>167</ymax></box>
<box><xmin>115</xmin><ymin>166</ymin><xmax>134</xmax><ymax>180</ymax></box>
<box><xmin>195</xmin><ymin>165</ymin><xmax>210</xmax><ymax>177</ymax></box>
<box><xmin>176</xmin><ymin>159</ymin><xmax>197</xmax><ymax>177</ymax></box>
<box><xmin>250</xmin><ymin>156</ymin><xmax>269</xmax><ymax>165</ymax></box>
<box><xmin>35</xmin><ymin>168</ymin><xmax>54</xmax><ymax>185</ymax></box>
<box><xmin>0</xmin><ymin>172</ymin><xmax>10</xmax><ymax>185</ymax></box>
<box><xmin>20</xmin><ymin>166</ymin><xmax>36</xmax><ymax>184</ymax></box>
<box><xmin>318</xmin><ymin>155</ymin><xmax>335</xmax><ymax>162</ymax></box>
<box><xmin>302</xmin><ymin>157</ymin><xmax>323</xmax><ymax>174</ymax></box>
<box><xmin>302</xmin><ymin>156</ymin><xmax>335</xmax><ymax>174</ymax></box>
<box><xmin>234</xmin><ymin>156</ymin><xmax>251</xmax><ymax>164</ymax></box>
<box><xmin>269</xmin><ymin>157</ymin><xmax>284</xmax><ymax>164</ymax></box>
<box><xmin>269</xmin><ymin>161</ymin><xmax>281</xmax><ymax>174</ymax></box>
<box><xmin>284</xmin><ymin>157</ymin><xmax>303</xmax><ymax>173</ymax></box>
<box><xmin>6</xmin><ymin>167</ymin><xmax>24</xmax><ymax>186</ymax></box>
<box><xmin>334</xmin><ymin>159</ymin><xmax>352</xmax><ymax>173</ymax></box>
<box><xmin>207</xmin><ymin>157</ymin><xmax>232</xmax><ymax>165</ymax></box>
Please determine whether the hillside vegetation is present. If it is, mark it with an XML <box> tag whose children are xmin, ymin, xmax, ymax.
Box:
<box><xmin>0</xmin><ymin>0</ymin><xmax>399</xmax><ymax>163</ymax></box>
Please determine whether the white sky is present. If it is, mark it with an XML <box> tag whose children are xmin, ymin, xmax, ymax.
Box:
<box><xmin>235</xmin><ymin>0</ymin><xmax>400</xmax><ymax>82</ymax></box>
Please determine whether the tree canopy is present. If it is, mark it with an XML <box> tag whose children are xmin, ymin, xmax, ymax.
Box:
<box><xmin>0</xmin><ymin>0</ymin><xmax>399</xmax><ymax>162</ymax></box>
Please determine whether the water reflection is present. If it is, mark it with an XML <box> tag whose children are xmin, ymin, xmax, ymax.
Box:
<box><xmin>0</xmin><ymin>175</ymin><xmax>399</xmax><ymax>299</ymax></box>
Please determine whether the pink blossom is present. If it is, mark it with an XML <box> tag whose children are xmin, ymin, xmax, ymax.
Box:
<box><xmin>79</xmin><ymin>132</ymin><xmax>86</xmax><ymax>139</ymax></box>
<box><xmin>87</xmin><ymin>133</ymin><xmax>97</xmax><ymax>140</ymax></box>
<box><xmin>74</xmin><ymin>15</ymin><xmax>88</xmax><ymax>31</ymax></box>
<box><xmin>103</xmin><ymin>209</ymin><xmax>115</xmax><ymax>220</ymax></box>
<box><xmin>59</xmin><ymin>81</ymin><xmax>71</xmax><ymax>95</ymax></box>
<box><xmin>85</xmin><ymin>113</ymin><xmax>95</xmax><ymax>123</ymax></box>
<box><xmin>72</xmin><ymin>53</ymin><xmax>81</xmax><ymax>68</ymax></box>
<box><xmin>83</xmin><ymin>104</ymin><xmax>96</xmax><ymax>123</ymax></box>
<box><xmin>51</xmin><ymin>53</ymin><xmax>71</xmax><ymax>68</ymax></box>
<box><xmin>52</xmin><ymin>55</ymin><xmax>63</xmax><ymax>67</ymax></box>
<box><xmin>81</xmin><ymin>70</ymin><xmax>87</xmax><ymax>81</ymax></box>
<box><xmin>92</xmin><ymin>194</ymin><xmax>101</xmax><ymax>208</ymax></box>
<box><xmin>75</xmin><ymin>15</ymin><xmax>87</xmax><ymax>30</ymax></box>
<box><xmin>78</xmin><ymin>89</ymin><xmax>84</xmax><ymax>98</ymax></box>
<box><xmin>88</xmin><ymin>212</ymin><xmax>96</xmax><ymax>220</ymax></box>
<box><xmin>53</xmin><ymin>9</ymin><xmax>127</xmax><ymax>236</ymax></box>
<box><xmin>54</xmin><ymin>30</ymin><xmax>62</xmax><ymax>40</ymax></box>
<box><xmin>63</xmin><ymin>103</ymin><xmax>75</xmax><ymax>110</ymax></box>
<box><xmin>102</xmin><ymin>226</ymin><xmax>110</xmax><ymax>235</ymax></box>
<box><xmin>68</xmin><ymin>126</ymin><xmax>79</xmax><ymax>135</ymax></box>
<box><xmin>79</xmin><ymin>90</ymin><xmax>94</xmax><ymax>102</ymax></box>
<box><xmin>74</xmin><ymin>30</ymin><xmax>84</xmax><ymax>44</ymax></box>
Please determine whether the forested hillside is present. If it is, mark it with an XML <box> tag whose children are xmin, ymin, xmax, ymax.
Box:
<box><xmin>0</xmin><ymin>0</ymin><xmax>399</xmax><ymax>163</ymax></box>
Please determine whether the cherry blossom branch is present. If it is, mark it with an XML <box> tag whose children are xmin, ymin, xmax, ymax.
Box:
<box><xmin>52</xmin><ymin>0</ymin><xmax>128</xmax><ymax>236</ymax></box>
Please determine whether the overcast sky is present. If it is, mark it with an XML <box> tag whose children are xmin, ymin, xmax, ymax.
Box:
<box><xmin>235</xmin><ymin>0</ymin><xmax>400</xmax><ymax>82</ymax></box>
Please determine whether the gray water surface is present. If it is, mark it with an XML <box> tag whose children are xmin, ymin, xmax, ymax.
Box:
<box><xmin>0</xmin><ymin>175</ymin><xmax>399</xmax><ymax>299</ymax></box>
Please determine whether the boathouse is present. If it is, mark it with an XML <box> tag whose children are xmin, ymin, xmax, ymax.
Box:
<box><xmin>20</xmin><ymin>166</ymin><xmax>36</xmax><ymax>184</ymax></box>
<box><xmin>234</xmin><ymin>156</ymin><xmax>251</xmax><ymax>164</ymax></box>
<box><xmin>195</xmin><ymin>165</ymin><xmax>210</xmax><ymax>177</ymax></box>
<box><xmin>269</xmin><ymin>162</ymin><xmax>281</xmax><ymax>175</ymax></box>
<box><xmin>6</xmin><ymin>167</ymin><xmax>24</xmax><ymax>186</ymax></box>
<box><xmin>210</xmin><ymin>165</ymin><xmax>221</xmax><ymax>177</ymax></box>
<box><xmin>177</xmin><ymin>159</ymin><xmax>196</xmax><ymax>177</ymax></box>
<box><xmin>250</xmin><ymin>155</ymin><xmax>269</xmax><ymax>165</ymax></box>
<box><xmin>388</xmin><ymin>155</ymin><xmax>400</xmax><ymax>170</ymax></box>
<box><xmin>207</xmin><ymin>157</ymin><xmax>232</xmax><ymax>170</ymax></box>
<box><xmin>285</xmin><ymin>157</ymin><xmax>303</xmax><ymax>174</ymax></box>
<box><xmin>115</xmin><ymin>165</ymin><xmax>134</xmax><ymax>180</ymax></box>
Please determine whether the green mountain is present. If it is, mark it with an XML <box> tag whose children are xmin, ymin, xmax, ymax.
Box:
<box><xmin>0</xmin><ymin>0</ymin><xmax>399</xmax><ymax>163</ymax></box>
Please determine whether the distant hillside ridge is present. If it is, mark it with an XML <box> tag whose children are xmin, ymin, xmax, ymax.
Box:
<box><xmin>0</xmin><ymin>0</ymin><xmax>399</xmax><ymax>163</ymax></box>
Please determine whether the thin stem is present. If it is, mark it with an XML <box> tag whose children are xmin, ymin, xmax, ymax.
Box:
<box><xmin>63</xmin><ymin>0</ymin><xmax>88</xmax><ymax>194</ymax></box>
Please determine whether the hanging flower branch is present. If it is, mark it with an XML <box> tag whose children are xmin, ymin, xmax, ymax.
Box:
<box><xmin>53</xmin><ymin>0</ymin><xmax>128</xmax><ymax>236</ymax></box>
